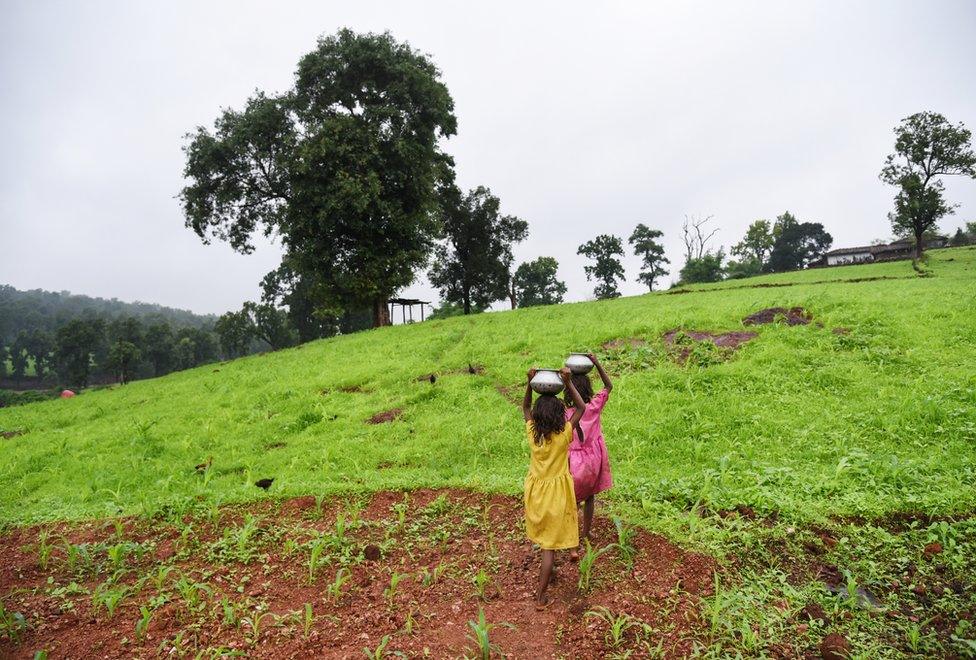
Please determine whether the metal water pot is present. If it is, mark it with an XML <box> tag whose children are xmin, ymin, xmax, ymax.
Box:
<box><xmin>565</xmin><ymin>353</ymin><xmax>594</xmax><ymax>374</ymax></box>
<box><xmin>530</xmin><ymin>369</ymin><xmax>564</xmax><ymax>395</ymax></box>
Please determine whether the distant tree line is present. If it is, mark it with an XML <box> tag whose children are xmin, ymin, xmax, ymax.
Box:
<box><xmin>0</xmin><ymin>285</ymin><xmax>268</xmax><ymax>389</ymax></box>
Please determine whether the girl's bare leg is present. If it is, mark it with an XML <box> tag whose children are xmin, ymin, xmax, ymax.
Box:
<box><xmin>536</xmin><ymin>549</ymin><xmax>555</xmax><ymax>605</ymax></box>
<box><xmin>582</xmin><ymin>496</ymin><xmax>595</xmax><ymax>542</ymax></box>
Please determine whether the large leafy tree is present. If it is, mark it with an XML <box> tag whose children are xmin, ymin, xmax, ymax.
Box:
<box><xmin>242</xmin><ymin>302</ymin><xmax>296</xmax><ymax>350</ymax></box>
<box><xmin>679</xmin><ymin>250</ymin><xmax>726</xmax><ymax>284</ymax></box>
<box><xmin>181</xmin><ymin>29</ymin><xmax>457</xmax><ymax>328</ymax></box>
<box><xmin>764</xmin><ymin>212</ymin><xmax>832</xmax><ymax>272</ymax></box>
<box><xmin>880</xmin><ymin>112</ymin><xmax>976</xmax><ymax>259</ymax></box>
<box><xmin>428</xmin><ymin>186</ymin><xmax>528</xmax><ymax>314</ymax></box>
<box><xmin>628</xmin><ymin>224</ymin><xmax>669</xmax><ymax>291</ymax></box>
<box><xmin>26</xmin><ymin>329</ymin><xmax>54</xmax><ymax>380</ymax></box>
<box><xmin>55</xmin><ymin>319</ymin><xmax>103</xmax><ymax>388</ymax></box>
<box><xmin>144</xmin><ymin>321</ymin><xmax>176</xmax><ymax>376</ymax></box>
<box><xmin>215</xmin><ymin>310</ymin><xmax>253</xmax><ymax>359</ymax></box>
<box><xmin>731</xmin><ymin>219</ymin><xmax>775</xmax><ymax>267</ymax></box>
<box><xmin>512</xmin><ymin>257</ymin><xmax>566</xmax><ymax>307</ymax></box>
<box><xmin>107</xmin><ymin>341</ymin><xmax>141</xmax><ymax>384</ymax></box>
<box><xmin>578</xmin><ymin>234</ymin><xmax>626</xmax><ymax>300</ymax></box>
<box><xmin>9</xmin><ymin>331</ymin><xmax>29</xmax><ymax>379</ymax></box>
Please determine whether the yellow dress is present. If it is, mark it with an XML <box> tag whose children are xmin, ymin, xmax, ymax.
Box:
<box><xmin>524</xmin><ymin>420</ymin><xmax>579</xmax><ymax>550</ymax></box>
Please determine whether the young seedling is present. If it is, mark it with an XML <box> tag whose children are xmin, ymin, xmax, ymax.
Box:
<box><xmin>151</xmin><ymin>565</ymin><xmax>173</xmax><ymax>592</ymax></box>
<box><xmin>612</xmin><ymin>517</ymin><xmax>637</xmax><ymax>569</ymax></box>
<box><xmin>134</xmin><ymin>605</ymin><xmax>153</xmax><ymax>642</ymax></box>
<box><xmin>174</xmin><ymin>576</ymin><xmax>211</xmax><ymax>613</ymax></box>
<box><xmin>585</xmin><ymin>607</ymin><xmax>634</xmax><ymax>649</ymax></box>
<box><xmin>302</xmin><ymin>602</ymin><xmax>314</xmax><ymax>638</ymax></box>
<box><xmin>91</xmin><ymin>583</ymin><xmax>129</xmax><ymax>619</ymax></box>
<box><xmin>362</xmin><ymin>634</ymin><xmax>392</xmax><ymax>659</ymax></box>
<box><xmin>105</xmin><ymin>542</ymin><xmax>130</xmax><ymax>571</ymax></box>
<box><xmin>36</xmin><ymin>531</ymin><xmax>53</xmax><ymax>570</ymax></box>
<box><xmin>384</xmin><ymin>571</ymin><xmax>407</xmax><ymax>608</ymax></box>
<box><xmin>63</xmin><ymin>541</ymin><xmax>93</xmax><ymax>576</ymax></box>
<box><xmin>326</xmin><ymin>568</ymin><xmax>352</xmax><ymax>604</ymax></box>
<box><xmin>220</xmin><ymin>597</ymin><xmax>239</xmax><ymax>628</ymax></box>
<box><xmin>0</xmin><ymin>601</ymin><xmax>28</xmax><ymax>643</ymax></box>
<box><xmin>465</xmin><ymin>608</ymin><xmax>513</xmax><ymax>660</ymax></box>
<box><xmin>308</xmin><ymin>537</ymin><xmax>328</xmax><ymax>584</ymax></box>
<box><xmin>577</xmin><ymin>540</ymin><xmax>613</xmax><ymax>593</ymax></box>
<box><xmin>419</xmin><ymin>562</ymin><xmax>447</xmax><ymax>587</ymax></box>
<box><xmin>242</xmin><ymin>611</ymin><xmax>274</xmax><ymax>645</ymax></box>
<box><xmin>471</xmin><ymin>568</ymin><xmax>492</xmax><ymax>601</ymax></box>
<box><xmin>401</xmin><ymin>609</ymin><xmax>418</xmax><ymax>635</ymax></box>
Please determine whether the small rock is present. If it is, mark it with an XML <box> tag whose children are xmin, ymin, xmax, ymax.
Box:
<box><xmin>923</xmin><ymin>542</ymin><xmax>943</xmax><ymax>559</ymax></box>
<box><xmin>797</xmin><ymin>623</ymin><xmax>809</xmax><ymax>634</ymax></box>
<box><xmin>363</xmin><ymin>544</ymin><xmax>382</xmax><ymax>562</ymax></box>
<box><xmin>820</xmin><ymin>632</ymin><xmax>851</xmax><ymax>659</ymax></box>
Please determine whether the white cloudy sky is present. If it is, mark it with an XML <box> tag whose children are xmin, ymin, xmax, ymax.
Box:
<box><xmin>2</xmin><ymin>0</ymin><xmax>975</xmax><ymax>316</ymax></box>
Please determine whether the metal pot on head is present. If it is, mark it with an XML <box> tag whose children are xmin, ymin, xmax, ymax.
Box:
<box><xmin>565</xmin><ymin>353</ymin><xmax>594</xmax><ymax>374</ymax></box>
<box><xmin>530</xmin><ymin>369</ymin><xmax>564</xmax><ymax>395</ymax></box>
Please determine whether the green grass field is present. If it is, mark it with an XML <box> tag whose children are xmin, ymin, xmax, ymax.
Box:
<box><xmin>2</xmin><ymin>247</ymin><xmax>975</xmax><ymax>656</ymax></box>
<box><xmin>2</xmin><ymin>248</ymin><xmax>974</xmax><ymax>526</ymax></box>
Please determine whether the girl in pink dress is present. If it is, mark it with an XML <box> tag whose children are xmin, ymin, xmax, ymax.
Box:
<box><xmin>563</xmin><ymin>352</ymin><xmax>614</xmax><ymax>559</ymax></box>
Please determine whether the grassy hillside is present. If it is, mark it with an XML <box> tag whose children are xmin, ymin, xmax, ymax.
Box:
<box><xmin>2</xmin><ymin>248</ymin><xmax>974</xmax><ymax>527</ymax></box>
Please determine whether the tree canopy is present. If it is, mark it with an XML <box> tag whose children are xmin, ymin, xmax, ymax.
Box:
<box><xmin>512</xmin><ymin>257</ymin><xmax>566</xmax><ymax>307</ymax></box>
<box><xmin>578</xmin><ymin>235</ymin><xmax>626</xmax><ymax>300</ymax></box>
<box><xmin>428</xmin><ymin>186</ymin><xmax>528</xmax><ymax>314</ymax></box>
<box><xmin>679</xmin><ymin>250</ymin><xmax>725</xmax><ymax>284</ymax></box>
<box><xmin>880</xmin><ymin>112</ymin><xmax>976</xmax><ymax>258</ymax></box>
<box><xmin>628</xmin><ymin>224</ymin><xmax>669</xmax><ymax>291</ymax></box>
<box><xmin>764</xmin><ymin>212</ymin><xmax>832</xmax><ymax>272</ymax></box>
<box><xmin>731</xmin><ymin>219</ymin><xmax>775</xmax><ymax>267</ymax></box>
<box><xmin>181</xmin><ymin>29</ymin><xmax>458</xmax><ymax>327</ymax></box>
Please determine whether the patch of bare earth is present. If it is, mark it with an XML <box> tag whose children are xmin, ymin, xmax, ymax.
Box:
<box><xmin>742</xmin><ymin>306</ymin><xmax>812</xmax><ymax>326</ymax></box>
<box><xmin>366</xmin><ymin>408</ymin><xmax>403</xmax><ymax>424</ymax></box>
<box><xmin>601</xmin><ymin>337</ymin><xmax>646</xmax><ymax>350</ymax></box>
<box><xmin>0</xmin><ymin>490</ymin><xmax>717</xmax><ymax>659</ymax></box>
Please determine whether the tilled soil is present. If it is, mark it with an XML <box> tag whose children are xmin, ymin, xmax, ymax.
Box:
<box><xmin>0</xmin><ymin>489</ymin><xmax>717</xmax><ymax>659</ymax></box>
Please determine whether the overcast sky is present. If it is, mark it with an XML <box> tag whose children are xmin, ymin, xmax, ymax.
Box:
<box><xmin>2</xmin><ymin>1</ymin><xmax>975</xmax><ymax>316</ymax></box>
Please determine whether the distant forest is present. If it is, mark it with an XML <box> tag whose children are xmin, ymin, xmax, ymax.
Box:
<box><xmin>0</xmin><ymin>285</ymin><xmax>264</xmax><ymax>392</ymax></box>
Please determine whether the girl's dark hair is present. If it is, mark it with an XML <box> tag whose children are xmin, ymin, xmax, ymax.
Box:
<box><xmin>531</xmin><ymin>394</ymin><xmax>566</xmax><ymax>445</ymax></box>
<box><xmin>564</xmin><ymin>373</ymin><xmax>593</xmax><ymax>406</ymax></box>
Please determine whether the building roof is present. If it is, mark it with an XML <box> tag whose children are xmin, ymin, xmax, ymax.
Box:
<box><xmin>825</xmin><ymin>246</ymin><xmax>874</xmax><ymax>257</ymax></box>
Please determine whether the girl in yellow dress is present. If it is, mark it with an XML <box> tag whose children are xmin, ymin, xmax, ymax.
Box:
<box><xmin>522</xmin><ymin>367</ymin><xmax>586</xmax><ymax>608</ymax></box>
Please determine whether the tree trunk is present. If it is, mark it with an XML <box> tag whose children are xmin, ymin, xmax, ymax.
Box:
<box><xmin>463</xmin><ymin>295</ymin><xmax>471</xmax><ymax>315</ymax></box>
<box><xmin>372</xmin><ymin>298</ymin><xmax>391</xmax><ymax>327</ymax></box>
<box><xmin>914</xmin><ymin>229</ymin><xmax>924</xmax><ymax>260</ymax></box>
<box><xmin>509</xmin><ymin>279</ymin><xmax>517</xmax><ymax>309</ymax></box>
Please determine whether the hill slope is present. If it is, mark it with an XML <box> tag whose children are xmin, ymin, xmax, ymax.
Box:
<box><xmin>2</xmin><ymin>248</ymin><xmax>975</xmax><ymax>526</ymax></box>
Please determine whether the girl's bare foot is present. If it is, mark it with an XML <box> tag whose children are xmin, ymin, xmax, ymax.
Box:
<box><xmin>535</xmin><ymin>594</ymin><xmax>551</xmax><ymax>611</ymax></box>
<box><xmin>569</xmin><ymin>547</ymin><xmax>580</xmax><ymax>562</ymax></box>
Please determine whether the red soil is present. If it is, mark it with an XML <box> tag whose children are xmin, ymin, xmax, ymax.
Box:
<box><xmin>366</xmin><ymin>408</ymin><xmax>403</xmax><ymax>424</ymax></box>
<box><xmin>663</xmin><ymin>329</ymin><xmax>757</xmax><ymax>350</ymax></box>
<box><xmin>0</xmin><ymin>490</ymin><xmax>717</xmax><ymax>659</ymax></box>
<box><xmin>742</xmin><ymin>307</ymin><xmax>812</xmax><ymax>326</ymax></box>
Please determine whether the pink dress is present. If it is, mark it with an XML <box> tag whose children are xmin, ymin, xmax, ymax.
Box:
<box><xmin>564</xmin><ymin>388</ymin><xmax>613</xmax><ymax>502</ymax></box>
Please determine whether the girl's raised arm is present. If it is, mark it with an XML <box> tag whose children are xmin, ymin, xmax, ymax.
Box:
<box><xmin>522</xmin><ymin>368</ymin><xmax>536</xmax><ymax>422</ymax></box>
<box><xmin>562</xmin><ymin>368</ymin><xmax>586</xmax><ymax>427</ymax></box>
<box><xmin>588</xmin><ymin>352</ymin><xmax>612</xmax><ymax>392</ymax></box>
